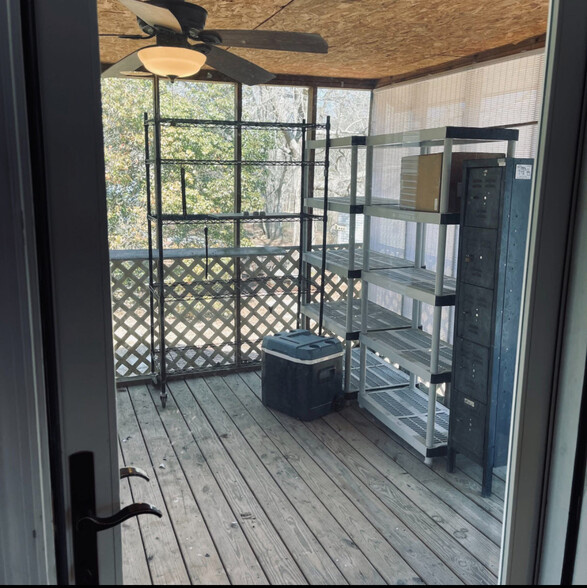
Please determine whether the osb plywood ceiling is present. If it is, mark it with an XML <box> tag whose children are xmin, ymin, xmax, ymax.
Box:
<box><xmin>97</xmin><ymin>0</ymin><xmax>549</xmax><ymax>83</ymax></box>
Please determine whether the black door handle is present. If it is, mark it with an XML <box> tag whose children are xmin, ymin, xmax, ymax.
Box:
<box><xmin>70</xmin><ymin>451</ymin><xmax>163</xmax><ymax>585</ymax></box>
<box><xmin>78</xmin><ymin>502</ymin><xmax>162</xmax><ymax>533</ymax></box>
<box><xmin>120</xmin><ymin>465</ymin><xmax>150</xmax><ymax>481</ymax></box>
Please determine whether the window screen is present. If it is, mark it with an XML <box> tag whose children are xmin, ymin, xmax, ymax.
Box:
<box><xmin>369</xmin><ymin>52</ymin><xmax>546</xmax><ymax>339</ymax></box>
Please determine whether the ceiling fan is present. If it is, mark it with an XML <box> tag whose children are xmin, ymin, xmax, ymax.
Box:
<box><xmin>102</xmin><ymin>0</ymin><xmax>328</xmax><ymax>85</ymax></box>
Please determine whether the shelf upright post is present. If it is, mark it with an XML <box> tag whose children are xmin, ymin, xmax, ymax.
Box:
<box><xmin>297</xmin><ymin>120</ymin><xmax>308</xmax><ymax>329</ymax></box>
<box><xmin>153</xmin><ymin>76</ymin><xmax>167</xmax><ymax>407</ymax></box>
<box><xmin>358</xmin><ymin>142</ymin><xmax>374</xmax><ymax>404</ymax></box>
<box><xmin>411</xmin><ymin>144</ymin><xmax>429</xmax><ymax>390</ymax></box>
<box><xmin>234</xmin><ymin>84</ymin><xmax>243</xmax><ymax>366</ymax></box>
<box><xmin>425</xmin><ymin>136</ymin><xmax>453</xmax><ymax>460</ymax></box>
<box><xmin>299</xmin><ymin>91</ymin><xmax>318</xmax><ymax>331</ymax></box>
<box><xmin>145</xmin><ymin>111</ymin><xmax>156</xmax><ymax>376</ymax></box>
<box><xmin>344</xmin><ymin>141</ymin><xmax>359</xmax><ymax>393</ymax></box>
<box><xmin>318</xmin><ymin>116</ymin><xmax>331</xmax><ymax>335</ymax></box>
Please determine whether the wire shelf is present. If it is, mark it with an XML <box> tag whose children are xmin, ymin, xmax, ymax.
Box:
<box><xmin>146</xmin><ymin>118</ymin><xmax>328</xmax><ymax>130</ymax></box>
<box><xmin>146</xmin><ymin>158</ymin><xmax>326</xmax><ymax>167</ymax></box>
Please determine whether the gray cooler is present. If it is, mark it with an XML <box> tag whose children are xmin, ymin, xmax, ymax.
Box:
<box><xmin>261</xmin><ymin>330</ymin><xmax>343</xmax><ymax>420</ymax></box>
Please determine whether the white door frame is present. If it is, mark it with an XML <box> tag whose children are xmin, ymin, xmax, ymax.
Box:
<box><xmin>3</xmin><ymin>0</ymin><xmax>586</xmax><ymax>583</ymax></box>
<box><xmin>501</xmin><ymin>0</ymin><xmax>587</xmax><ymax>583</ymax></box>
<box><xmin>1</xmin><ymin>0</ymin><xmax>122</xmax><ymax>583</ymax></box>
<box><xmin>0</xmin><ymin>1</ymin><xmax>55</xmax><ymax>582</ymax></box>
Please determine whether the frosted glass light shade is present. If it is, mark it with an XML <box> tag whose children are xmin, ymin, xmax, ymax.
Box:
<box><xmin>138</xmin><ymin>46</ymin><xmax>206</xmax><ymax>78</ymax></box>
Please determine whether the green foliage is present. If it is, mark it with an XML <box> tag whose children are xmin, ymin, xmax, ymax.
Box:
<box><xmin>102</xmin><ymin>78</ymin><xmax>236</xmax><ymax>249</ymax></box>
<box><xmin>101</xmin><ymin>78</ymin><xmax>153</xmax><ymax>250</ymax></box>
<box><xmin>101</xmin><ymin>79</ymin><xmax>371</xmax><ymax>251</ymax></box>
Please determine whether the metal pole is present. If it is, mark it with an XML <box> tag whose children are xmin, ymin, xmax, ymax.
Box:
<box><xmin>344</xmin><ymin>143</ymin><xmax>360</xmax><ymax>394</ymax></box>
<box><xmin>425</xmin><ymin>137</ymin><xmax>453</xmax><ymax>459</ymax></box>
<box><xmin>301</xmin><ymin>87</ymin><xmax>318</xmax><ymax>330</ymax></box>
<box><xmin>145</xmin><ymin>110</ymin><xmax>156</xmax><ymax>376</ymax></box>
<box><xmin>318</xmin><ymin>116</ymin><xmax>331</xmax><ymax>335</ymax></box>
<box><xmin>153</xmin><ymin>77</ymin><xmax>167</xmax><ymax>407</ymax></box>
<box><xmin>234</xmin><ymin>83</ymin><xmax>243</xmax><ymax>365</ymax></box>
<box><xmin>297</xmin><ymin>119</ymin><xmax>307</xmax><ymax>328</ymax></box>
<box><xmin>358</xmin><ymin>144</ymin><xmax>374</xmax><ymax>404</ymax></box>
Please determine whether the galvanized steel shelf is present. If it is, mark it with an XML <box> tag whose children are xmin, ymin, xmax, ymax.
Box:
<box><xmin>364</xmin><ymin>201</ymin><xmax>461</xmax><ymax>225</ymax></box>
<box><xmin>359</xmin><ymin>385</ymin><xmax>450</xmax><ymax>457</ymax></box>
<box><xmin>300</xmin><ymin>299</ymin><xmax>411</xmax><ymax>340</ymax></box>
<box><xmin>361</xmin><ymin>328</ymin><xmax>453</xmax><ymax>384</ymax></box>
<box><xmin>365</xmin><ymin>125</ymin><xmax>518</xmax><ymax>149</ymax></box>
<box><xmin>358</xmin><ymin>125</ymin><xmax>519</xmax><ymax>460</ymax></box>
<box><xmin>307</xmin><ymin>135</ymin><xmax>367</xmax><ymax>150</ymax></box>
<box><xmin>303</xmin><ymin>247</ymin><xmax>413</xmax><ymax>278</ymax></box>
<box><xmin>361</xmin><ymin>267</ymin><xmax>457</xmax><ymax>306</ymax></box>
<box><xmin>349</xmin><ymin>347</ymin><xmax>410</xmax><ymax>393</ymax></box>
<box><xmin>304</xmin><ymin>196</ymin><xmax>366</xmax><ymax>214</ymax></box>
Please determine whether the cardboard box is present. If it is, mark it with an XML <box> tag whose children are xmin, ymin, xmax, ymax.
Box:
<box><xmin>400</xmin><ymin>152</ymin><xmax>504</xmax><ymax>212</ymax></box>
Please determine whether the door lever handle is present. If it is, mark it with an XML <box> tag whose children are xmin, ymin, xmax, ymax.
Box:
<box><xmin>78</xmin><ymin>503</ymin><xmax>162</xmax><ymax>533</ymax></box>
<box><xmin>70</xmin><ymin>451</ymin><xmax>163</xmax><ymax>584</ymax></box>
<box><xmin>120</xmin><ymin>466</ymin><xmax>150</xmax><ymax>481</ymax></box>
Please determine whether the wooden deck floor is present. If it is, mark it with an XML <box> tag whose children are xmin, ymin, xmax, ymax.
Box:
<box><xmin>117</xmin><ymin>371</ymin><xmax>505</xmax><ymax>585</ymax></box>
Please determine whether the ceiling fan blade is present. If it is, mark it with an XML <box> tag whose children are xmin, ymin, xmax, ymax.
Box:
<box><xmin>101</xmin><ymin>49</ymin><xmax>150</xmax><ymax>78</ymax></box>
<box><xmin>200</xmin><ymin>45</ymin><xmax>275</xmax><ymax>86</ymax></box>
<box><xmin>119</xmin><ymin>0</ymin><xmax>182</xmax><ymax>32</ymax></box>
<box><xmin>204</xmin><ymin>30</ymin><xmax>328</xmax><ymax>54</ymax></box>
<box><xmin>119</xmin><ymin>0</ymin><xmax>207</xmax><ymax>35</ymax></box>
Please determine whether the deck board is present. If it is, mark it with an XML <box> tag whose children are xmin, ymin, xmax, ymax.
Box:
<box><xmin>203</xmin><ymin>374</ymin><xmax>387</xmax><ymax>585</ymax></box>
<box><xmin>239</xmin><ymin>373</ymin><xmax>463</xmax><ymax>586</ymax></box>
<box><xmin>183</xmin><ymin>376</ymin><xmax>348</xmax><ymax>585</ymax></box>
<box><xmin>167</xmin><ymin>379</ymin><xmax>309</xmax><ymax>585</ymax></box>
<box><xmin>117</xmin><ymin>390</ymin><xmax>192</xmax><ymax>585</ymax></box>
<box><xmin>353</xmin><ymin>401</ymin><xmax>506</xmax><ymax>521</ymax></box>
<box><xmin>127</xmin><ymin>384</ymin><xmax>232</xmax><ymax>585</ymax></box>
<box><xmin>223</xmin><ymin>372</ymin><xmax>423</xmax><ymax>585</ymax></box>
<box><xmin>142</xmin><ymin>383</ymin><xmax>270</xmax><ymax>586</ymax></box>
<box><xmin>118</xmin><ymin>445</ymin><xmax>152</xmax><ymax>586</ymax></box>
<box><xmin>339</xmin><ymin>407</ymin><xmax>503</xmax><ymax>546</ymax></box>
<box><xmin>322</xmin><ymin>412</ymin><xmax>500</xmax><ymax>576</ymax></box>
<box><xmin>118</xmin><ymin>371</ymin><xmax>505</xmax><ymax>585</ymax></box>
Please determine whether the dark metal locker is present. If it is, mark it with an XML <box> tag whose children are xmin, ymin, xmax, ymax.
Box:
<box><xmin>448</xmin><ymin>157</ymin><xmax>533</xmax><ymax>496</ymax></box>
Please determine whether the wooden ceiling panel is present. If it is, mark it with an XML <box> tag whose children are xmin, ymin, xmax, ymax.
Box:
<box><xmin>97</xmin><ymin>0</ymin><xmax>549</xmax><ymax>82</ymax></box>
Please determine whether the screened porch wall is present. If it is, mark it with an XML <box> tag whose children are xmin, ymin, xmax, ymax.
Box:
<box><xmin>368</xmin><ymin>51</ymin><xmax>546</xmax><ymax>339</ymax></box>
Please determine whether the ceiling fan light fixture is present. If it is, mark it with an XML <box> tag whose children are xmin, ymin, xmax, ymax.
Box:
<box><xmin>138</xmin><ymin>46</ymin><xmax>206</xmax><ymax>78</ymax></box>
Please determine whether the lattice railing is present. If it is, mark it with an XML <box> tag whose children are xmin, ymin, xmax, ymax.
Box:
<box><xmin>109</xmin><ymin>247</ymin><xmax>351</xmax><ymax>379</ymax></box>
<box><xmin>110</xmin><ymin>251</ymin><xmax>152</xmax><ymax>378</ymax></box>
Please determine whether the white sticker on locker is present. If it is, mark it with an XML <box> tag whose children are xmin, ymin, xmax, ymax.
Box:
<box><xmin>515</xmin><ymin>164</ymin><xmax>533</xmax><ymax>180</ymax></box>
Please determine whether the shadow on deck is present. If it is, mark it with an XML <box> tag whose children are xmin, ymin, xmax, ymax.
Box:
<box><xmin>117</xmin><ymin>370</ymin><xmax>505</xmax><ymax>585</ymax></box>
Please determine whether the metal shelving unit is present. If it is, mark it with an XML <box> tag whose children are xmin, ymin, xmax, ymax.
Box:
<box><xmin>146</xmin><ymin>80</ymin><xmax>329</xmax><ymax>407</ymax></box>
<box><xmin>300</xmin><ymin>134</ymin><xmax>411</xmax><ymax>398</ymax></box>
<box><xmin>358</xmin><ymin>126</ymin><xmax>519</xmax><ymax>460</ymax></box>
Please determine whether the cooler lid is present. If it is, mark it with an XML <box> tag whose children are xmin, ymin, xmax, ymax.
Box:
<box><xmin>262</xmin><ymin>329</ymin><xmax>343</xmax><ymax>361</ymax></box>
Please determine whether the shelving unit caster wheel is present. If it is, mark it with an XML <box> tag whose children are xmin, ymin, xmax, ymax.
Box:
<box><xmin>160</xmin><ymin>394</ymin><xmax>167</xmax><ymax>409</ymax></box>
